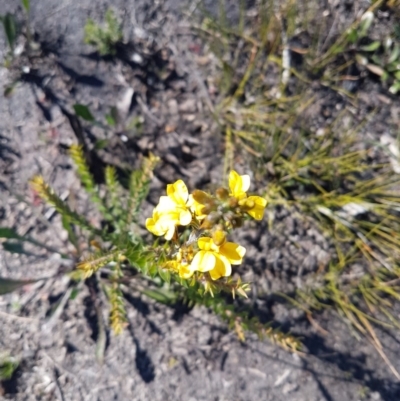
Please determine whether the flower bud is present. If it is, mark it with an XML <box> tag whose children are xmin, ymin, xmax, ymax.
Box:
<box><xmin>192</xmin><ymin>190</ymin><xmax>212</xmax><ymax>205</ymax></box>
<box><xmin>231</xmin><ymin>216</ymin><xmax>244</xmax><ymax>228</ymax></box>
<box><xmin>200</xmin><ymin>204</ymin><xmax>214</xmax><ymax>215</ymax></box>
<box><xmin>215</xmin><ymin>187</ymin><xmax>229</xmax><ymax>200</ymax></box>
<box><xmin>239</xmin><ymin>199</ymin><xmax>255</xmax><ymax>212</ymax></box>
<box><xmin>201</xmin><ymin>212</ymin><xmax>220</xmax><ymax>229</ymax></box>
<box><xmin>246</xmin><ymin>199</ymin><xmax>255</xmax><ymax>209</ymax></box>
<box><xmin>238</xmin><ymin>198</ymin><xmax>255</xmax><ymax>211</ymax></box>
<box><xmin>212</xmin><ymin>228</ymin><xmax>226</xmax><ymax>246</ymax></box>
<box><xmin>227</xmin><ymin>197</ymin><xmax>238</xmax><ymax>208</ymax></box>
<box><xmin>201</xmin><ymin>219</ymin><xmax>213</xmax><ymax>229</ymax></box>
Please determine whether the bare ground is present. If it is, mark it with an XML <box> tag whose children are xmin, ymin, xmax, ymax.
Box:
<box><xmin>1</xmin><ymin>1</ymin><xmax>400</xmax><ymax>400</ymax></box>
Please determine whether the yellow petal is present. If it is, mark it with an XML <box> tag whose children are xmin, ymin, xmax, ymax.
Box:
<box><xmin>190</xmin><ymin>250</ymin><xmax>216</xmax><ymax>272</ymax></box>
<box><xmin>209</xmin><ymin>254</ymin><xmax>231</xmax><ymax>280</ymax></box>
<box><xmin>147</xmin><ymin>211</ymin><xmax>176</xmax><ymax>237</ymax></box>
<box><xmin>167</xmin><ymin>180</ymin><xmax>188</xmax><ymax>206</ymax></box>
<box><xmin>164</xmin><ymin>224</ymin><xmax>176</xmax><ymax>240</ymax></box>
<box><xmin>179</xmin><ymin>210</ymin><xmax>192</xmax><ymax>226</ymax></box>
<box><xmin>145</xmin><ymin>217</ymin><xmax>157</xmax><ymax>234</ymax></box>
<box><xmin>178</xmin><ymin>264</ymin><xmax>194</xmax><ymax>279</ymax></box>
<box><xmin>229</xmin><ymin>170</ymin><xmax>250</xmax><ymax>197</ymax></box>
<box><xmin>246</xmin><ymin>196</ymin><xmax>267</xmax><ymax>220</ymax></box>
<box><xmin>197</xmin><ymin>237</ymin><xmax>213</xmax><ymax>251</ymax></box>
<box><xmin>189</xmin><ymin>195</ymin><xmax>207</xmax><ymax>220</ymax></box>
<box><xmin>158</xmin><ymin>207</ymin><xmax>191</xmax><ymax>227</ymax></box>
<box><xmin>219</xmin><ymin>242</ymin><xmax>246</xmax><ymax>265</ymax></box>
<box><xmin>157</xmin><ymin>196</ymin><xmax>178</xmax><ymax>212</ymax></box>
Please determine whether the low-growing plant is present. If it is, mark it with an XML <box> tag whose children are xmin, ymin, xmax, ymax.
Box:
<box><xmin>1</xmin><ymin>141</ymin><xmax>300</xmax><ymax>355</ymax></box>
<box><xmin>0</xmin><ymin>13</ymin><xmax>17</xmax><ymax>66</ymax></box>
<box><xmin>0</xmin><ymin>356</ymin><xmax>18</xmax><ymax>381</ymax></box>
<box><xmin>347</xmin><ymin>11</ymin><xmax>400</xmax><ymax>94</ymax></box>
<box><xmin>84</xmin><ymin>9</ymin><xmax>123</xmax><ymax>56</ymax></box>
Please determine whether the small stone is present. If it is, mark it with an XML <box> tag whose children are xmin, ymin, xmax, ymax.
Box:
<box><xmin>183</xmin><ymin>114</ymin><xmax>196</xmax><ymax>122</ymax></box>
<box><xmin>282</xmin><ymin>382</ymin><xmax>298</xmax><ymax>394</ymax></box>
<box><xmin>274</xmin><ymin>369</ymin><xmax>291</xmax><ymax>386</ymax></box>
<box><xmin>371</xmin><ymin>391</ymin><xmax>381</xmax><ymax>400</ymax></box>
<box><xmin>167</xmin><ymin>99</ymin><xmax>178</xmax><ymax>115</ymax></box>
<box><xmin>131</xmin><ymin>53</ymin><xmax>143</xmax><ymax>64</ymax></box>
<box><xmin>117</xmin><ymin>88</ymin><xmax>134</xmax><ymax>116</ymax></box>
<box><xmin>179</xmin><ymin>98</ymin><xmax>196</xmax><ymax>113</ymax></box>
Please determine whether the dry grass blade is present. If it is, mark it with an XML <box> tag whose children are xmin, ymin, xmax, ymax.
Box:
<box><xmin>198</xmin><ymin>0</ymin><xmax>400</xmax><ymax>379</ymax></box>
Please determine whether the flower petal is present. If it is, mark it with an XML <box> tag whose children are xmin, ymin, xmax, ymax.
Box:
<box><xmin>178</xmin><ymin>264</ymin><xmax>194</xmax><ymax>279</ymax></box>
<box><xmin>240</xmin><ymin>174</ymin><xmax>251</xmax><ymax>193</ymax></box>
<box><xmin>219</xmin><ymin>242</ymin><xmax>246</xmax><ymax>265</ymax></box>
<box><xmin>164</xmin><ymin>224</ymin><xmax>176</xmax><ymax>240</ymax></box>
<box><xmin>157</xmin><ymin>196</ymin><xmax>178</xmax><ymax>212</ymax></box>
<box><xmin>189</xmin><ymin>195</ymin><xmax>206</xmax><ymax>220</ymax></box>
<box><xmin>197</xmin><ymin>237</ymin><xmax>213</xmax><ymax>251</ymax></box>
<box><xmin>229</xmin><ymin>170</ymin><xmax>250</xmax><ymax>197</ymax></box>
<box><xmin>190</xmin><ymin>250</ymin><xmax>215</xmax><ymax>272</ymax></box>
<box><xmin>145</xmin><ymin>217</ymin><xmax>157</xmax><ymax>234</ymax></box>
<box><xmin>179</xmin><ymin>210</ymin><xmax>192</xmax><ymax>226</ymax></box>
<box><xmin>209</xmin><ymin>254</ymin><xmax>231</xmax><ymax>280</ymax></box>
<box><xmin>167</xmin><ymin>180</ymin><xmax>188</xmax><ymax>206</ymax></box>
<box><xmin>246</xmin><ymin>196</ymin><xmax>267</xmax><ymax>220</ymax></box>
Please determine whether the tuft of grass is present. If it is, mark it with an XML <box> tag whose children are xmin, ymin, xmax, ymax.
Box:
<box><xmin>0</xmin><ymin>357</ymin><xmax>18</xmax><ymax>381</ymax></box>
<box><xmin>84</xmin><ymin>9</ymin><xmax>123</xmax><ymax>56</ymax></box>
<box><xmin>196</xmin><ymin>0</ymin><xmax>400</xmax><ymax>377</ymax></box>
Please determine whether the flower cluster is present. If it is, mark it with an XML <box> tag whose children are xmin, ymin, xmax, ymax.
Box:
<box><xmin>146</xmin><ymin>170</ymin><xmax>267</xmax><ymax>287</ymax></box>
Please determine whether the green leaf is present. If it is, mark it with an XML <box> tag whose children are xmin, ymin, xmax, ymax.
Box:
<box><xmin>359</xmin><ymin>41</ymin><xmax>381</xmax><ymax>52</ymax></box>
<box><xmin>2</xmin><ymin>13</ymin><xmax>17</xmax><ymax>51</ymax></box>
<box><xmin>147</xmin><ymin>264</ymin><xmax>158</xmax><ymax>278</ymax></box>
<box><xmin>105</xmin><ymin>114</ymin><xmax>116</xmax><ymax>127</ymax></box>
<box><xmin>142</xmin><ymin>288</ymin><xmax>176</xmax><ymax>304</ymax></box>
<box><xmin>359</xmin><ymin>11</ymin><xmax>374</xmax><ymax>38</ymax></box>
<box><xmin>0</xmin><ymin>277</ymin><xmax>36</xmax><ymax>295</ymax></box>
<box><xmin>347</xmin><ymin>28</ymin><xmax>358</xmax><ymax>44</ymax></box>
<box><xmin>73</xmin><ymin>104</ymin><xmax>94</xmax><ymax>121</ymax></box>
<box><xmin>158</xmin><ymin>268</ymin><xmax>171</xmax><ymax>285</ymax></box>
<box><xmin>21</xmin><ymin>0</ymin><xmax>30</xmax><ymax>13</ymax></box>
<box><xmin>105</xmin><ymin>106</ymin><xmax>118</xmax><ymax>126</ymax></box>
<box><xmin>2</xmin><ymin>242</ymin><xmax>25</xmax><ymax>254</ymax></box>
<box><xmin>0</xmin><ymin>227</ymin><xmax>21</xmax><ymax>240</ymax></box>
<box><xmin>387</xmin><ymin>62</ymin><xmax>399</xmax><ymax>73</ymax></box>
<box><xmin>61</xmin><ymin>215</ymin><xmax>79</xmax><ymax>252</ymax></box>
<box><xmin>395</xmin><ymin>71</ymin><xmax>400</xmax><ymax>80</ymax></box>
<box><xmin>94</xmin><ymin>139</ymin><xmax>108</xmax><ymax>150</ymax></box>
<box><xmin>389</xmin><ymin>81</ymin><xmax>400</xmax><ymax>95</ymax></box>
<box><xmin>69</xmin><ymin>287</ymin><xmax>79</xmax><ymax>300</ymax></box>
<box><xmin>388</xmin><ymin>43</ymin><xmax>400</xmax><ymax>64</ymax></box>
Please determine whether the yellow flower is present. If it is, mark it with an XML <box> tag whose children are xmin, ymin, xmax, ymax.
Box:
<box><xmin>239</xmin><ymin>196</ymin><xmax>267</xmax><ymax>221</ymax></box>
<box><xmin>189</xmin><ymin>196</ymin><xmax>207</xmax><ymax>220</ymax></box>
<box><xmin>166</xmin><ymin>260</ymin><xmax>193</xmax><ymax>279</ymax></box>
<box><xmin>229</xmin><ymin>170</ymin><xmax>250</xmax><ymax>199</ymax></box>
<box><xmin>165</xmin><ymin>247</ymin><xmax>194</xmax><ymax>279</ymax></box>
<box><xmin>229</xmin><ymin>170</ymin><xmax>267</xmax><ymax>221</ymax></box>
<box><xmin>190</xmin><ymin>190</ymin><xmax>214</xmax><ymax>220</ymax></box>
<box><xmin>189</xmin><ymin>237</ymin><xmax>246</xmax><ymax>280</ymax></box>
<box><xmin>146</xmin><ymin>180</ymin><xmax>192</xmax><ymax>240</ymax></box>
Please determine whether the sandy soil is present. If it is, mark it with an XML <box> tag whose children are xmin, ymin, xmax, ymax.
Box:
<box><xmin>1</xmin><ymin>1</ymin><xmax>400</xmax><ymax>400</ymax></box>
